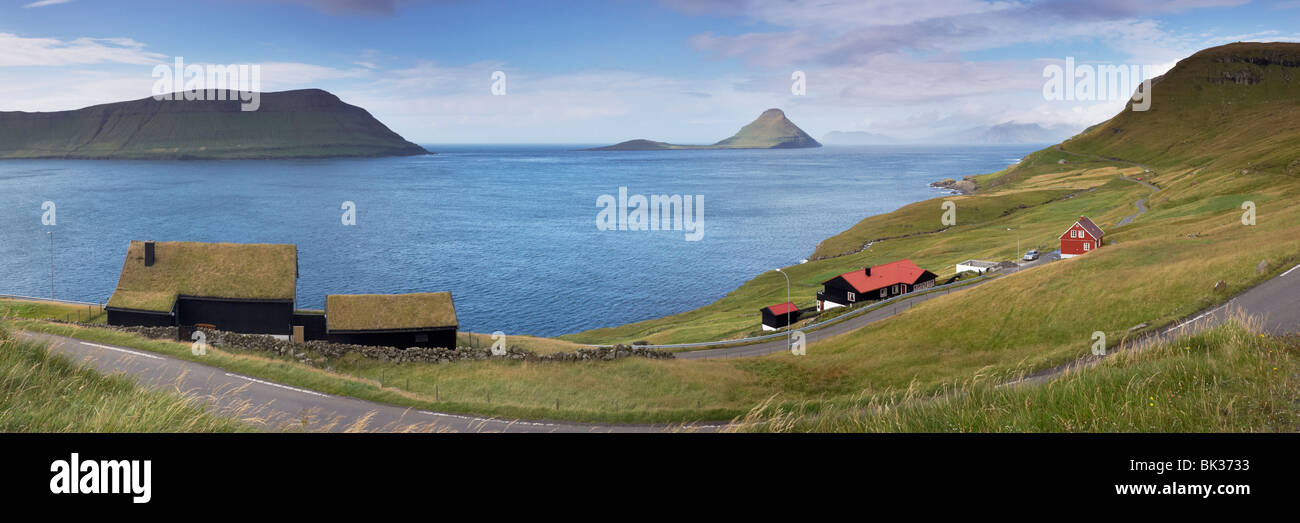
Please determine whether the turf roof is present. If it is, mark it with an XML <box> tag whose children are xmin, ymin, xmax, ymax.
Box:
<box><xmin>106</xmin><ymin>241</ymin><xmax>298</xmax><ymax>312</ymax></box>
<box><xmin>326</xmin><ymin>292</ymin><xmax>458</xmax><ymax>332</ymax></box>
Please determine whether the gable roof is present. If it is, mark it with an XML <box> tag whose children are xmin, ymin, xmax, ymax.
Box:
<box><xmin>763</xmin><ymin>302</ymin><xmax>799</xmax><ymax>316</ymax></box>
<box><xmin>1059</xmin><ymin>216</ymin><xmax>1105</xmax><ymax>240</ymax></box>
<box><xmin>824</xmin><ymin>259</ymin><xmax>933</xmax><ymax>294</ymax></box>
<box><xmin>106</xmin><ymin>241</ymin><xmax>298</xmax><ymax>312</ymax></box>
<box><xmin>326</xmin><ymin>292</ymin><xmax>458</xmax><ymax>332</ymax></box>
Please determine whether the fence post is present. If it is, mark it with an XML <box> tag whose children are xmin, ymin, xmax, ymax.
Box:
<box><xmin>556</xmin><ymin>398</ymin><xmax>559</xmax><ymax>410</ymax></box>
<box><xmin>436</xmin><ymin>384</ymin><xmax>439</xmax><ymax>402</ymax></box>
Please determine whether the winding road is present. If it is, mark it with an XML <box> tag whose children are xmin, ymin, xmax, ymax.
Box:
<box><xmin>1117</xmin><ymin>176</ymin><xmax>1159</xmax><ymax>227</ymax></box>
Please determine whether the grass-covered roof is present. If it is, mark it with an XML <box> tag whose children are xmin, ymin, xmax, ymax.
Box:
<box><xmin>326</xmin><ymin>292</ymin><xmax>458</xmax><ymax>332</ymax></box>
<box><xmin>106</xmin><ymin>241</ymin><xmax>298</xmax><ymax>312</ymax></box>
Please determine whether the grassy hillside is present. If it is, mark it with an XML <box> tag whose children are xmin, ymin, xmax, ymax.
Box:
<box><xmin>1065</xmin><ymin>42</ymin><xmax>1300</xmax><ymax>175</ymax></box>
<box><xmin>0</xmin><ymin>89</ymin><xmax>429</xmax><ymax>159</ymax></box>
<box><xmin>730</xmin><ymin>320</ymin><xmax>1299</xmax><ymax>432</ymax></box>
<box><xmin>0</xmin><ymin>324</ymin><xmax>252</xmax><ymax>431</ymax></box>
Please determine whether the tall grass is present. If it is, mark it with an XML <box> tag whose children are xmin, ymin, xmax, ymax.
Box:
<box><xmin>727</xmin><ymin>316</ymin><xmax>1299</xmax><ymax>432</ymax></box>
<box><xmin>0</xmin><ymin>322</ymin><xmax>254</xmax><ymax>432</ymax></box>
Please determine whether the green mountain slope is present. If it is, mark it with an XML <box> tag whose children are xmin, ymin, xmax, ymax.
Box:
<box><xmin>588</xmin><ymin>108</ymin><xmax>821</xmax><ymax>150</ymax></box>
<box><xmin>1065</xmin><ymin>42</ymin><xmax>1300</xmax><ymax>175</ymax></box>
<box><xmin>0</xmin><ymin>89</ymin><xmax>429</xmax><ymax>159</ymax></box>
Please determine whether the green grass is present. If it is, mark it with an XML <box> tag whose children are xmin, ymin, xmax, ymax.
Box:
<box><xmin>0</xmin><ymin>298</ymin><xmax>106</xmax><ymax>324</ymax></box>
<box><xmin>0</xmin><ymin>324</ymin><xmax>253</xmax><ymax>432</ymax></box>
<box><xmin>11</xmin><ymin>320</ymin><xmax>753</xmax><ymax>423</ymax></box>
<box><xmin>729</xmin><ymin>320</ymin><xmax>1299</xmax><ymax>432</ymax></box>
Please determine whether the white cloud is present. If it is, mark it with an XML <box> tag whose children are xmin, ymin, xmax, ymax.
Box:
<box><xmin>23</xmin><ymin>0</ymin><xmax>73</xmax><ymax>8</ymax></box>
<box><xmin>0</xmin><ymin>33</ymin><xmax>165</xmax><ymax>66</ymax></box>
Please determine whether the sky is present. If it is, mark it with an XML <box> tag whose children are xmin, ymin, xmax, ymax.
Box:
<box><xmin>1</xmin><ymin>0</ymin><xmax>1297</xmax><ymax>143</ymax></box>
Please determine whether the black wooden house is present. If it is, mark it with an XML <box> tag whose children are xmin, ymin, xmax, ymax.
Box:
<box><xmin>324</xmin><ymin>292</ymin><xmax>458</xmax><ymax>349</ymax></box>
<box><xmin>106</xmin><ymin>241</ymin><xmax>298</xmax><ymax>335</ymax></box>
<box><xmin>816</xmin><ymin>259</ymin><xmax>937</xmax><ymax>311</ymax></box>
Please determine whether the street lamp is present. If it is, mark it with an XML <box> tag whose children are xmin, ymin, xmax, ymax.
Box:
<box><xmin>774</xmin><ymin>268</ymin><xmax>791</xmax><ymax>352</ymax></box>
<box><xmin>47</xmin><ymin>231</ymin><xmax>54</xmax><ymax>299</ymax></box>
<box><xmin>1007</xmin><ymin>227</ymin><xmax>1020</xmax><ymax>272</ymax></box>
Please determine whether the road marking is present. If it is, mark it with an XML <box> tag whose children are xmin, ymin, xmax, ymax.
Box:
<box><xmin>224</xmin><ymin>372</ymin><xmax>329</xmax><ymax>398</ymax></box>
<box><xmin>418</xmin><ymin>410</ymin><xmax>557</xmax><ymax>427</ymax></box>
<box><xmin>80</xmin><ymin>341</ymin><xmax>163</xmax><ymax>360</ymax></box>
<box><xmin>1174</xmin><ymin>308</ymin><xmax>1220</xmax><ymax>330</ymax></box>
<box><xmin>1281</xmin><ymin>263</ymin><xmax>1300</xmax><ymax>278</ymax></box>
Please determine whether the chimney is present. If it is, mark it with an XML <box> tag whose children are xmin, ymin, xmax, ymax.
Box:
<box><xmin>864</xmin><ymin>266</ymin><xmax>871</xmax><ymax>276</ymax></box>
<box><xmin>144</xmin><ymin>241</ymin><xmax>155</xmax><ymax>267</ymax></box>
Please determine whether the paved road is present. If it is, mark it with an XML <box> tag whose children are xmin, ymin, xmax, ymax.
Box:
<box><xmin>677</xmin><ymin>278</ymin><xmax>1002</xmax><ymax>360</ymax></box>
<box><xmin>1010</xmin><ymin>262</ymin><xmax>1300</xmax><ymax>385</ymax></box>
<box><xmin>1117</xmin><ymin>176</ymin><xmax>1160</xmax><ymax>227</ymax></box>
<box><xmin>17</xmin><ymin>331</ymin><xmax>721</xmax><ymax>433</ymax></box>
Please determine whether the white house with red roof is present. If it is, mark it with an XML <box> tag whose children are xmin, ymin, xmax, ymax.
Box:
<box><xmin>816</xmin><ymin>259</ymin><xmax>938</xmax><ymax>311</ymax></box>
<box><xmin>760</xmin><ymin>302</ymin><xmax>800</xmax><ymax>331</ymax></box>
<box><xmin>1059</xmin><ymin>216</ymin><xmax>1105</xmax><ymax>258</ymax></box>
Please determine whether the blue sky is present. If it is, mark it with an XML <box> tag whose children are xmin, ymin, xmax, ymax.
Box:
<box><xmin>2</xmin><ymin>0</ymin><xmax>1297</xmax><ymax>143</ymax></box>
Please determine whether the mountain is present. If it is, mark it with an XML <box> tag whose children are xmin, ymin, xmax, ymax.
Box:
<box><xmin>0</xmin><ymin>89</ymin><xmax>429</xmax><ymax>159</ymax></box>
<box><xmin>1065</xmin><ymin>41</ymin><xmax>1300</xmax><ymax>175</ymax></box>
<box><xmin>940</xmin><ymin>122</ymin><xmax>1076</xmax><ymax>145</ymax></box>
<box><xmin>820</xmin><ymin>130</ymin><xmax>899</xmax><ymax>145</ymax></box>
<box><xmin>588</xmin><ymin>108</ymin><xmax>821</xmax><ymax>150</ymax></box>
<box><xmin>712</xmin><ymin>108</ymin><xmax>821</xmax><ymax>148</ymax></box>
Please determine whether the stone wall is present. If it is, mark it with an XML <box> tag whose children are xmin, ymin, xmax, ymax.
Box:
<box><xmin>61</xmin><ymin>322</ymin><xmax>673</xmax><ymax>366</ymax></box>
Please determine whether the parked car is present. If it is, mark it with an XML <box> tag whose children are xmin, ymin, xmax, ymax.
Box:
<box><xmin>1023</xmin><ymin>249</ymin><xmax>1040</xmax><ymax>261</ymax></box>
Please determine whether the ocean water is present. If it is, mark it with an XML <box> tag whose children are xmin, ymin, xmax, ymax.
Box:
<box><xmin>0</xmin><ymin>144</ymin><xmax>1036</xmax><ymax>336</ymax></box>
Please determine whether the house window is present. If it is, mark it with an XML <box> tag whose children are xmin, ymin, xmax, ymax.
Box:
<box><xmin>879</xmin><ymin>288</ymin><xmax>887</xmax><ymax>298</ymax></box>
<box><xmin>1084</xmin><ymin>242</ymin><xmax>1091</xmax><ymax>251</ymax></box>
<box><xmin>847</xmin><ymin>291</ymin><xmax>856</xmax><ymax>302</ymax></box>
<box><xmin>1072</xmin><ymin>230</ymin><xmax>1079</xmax><ymax>238</ymax></box>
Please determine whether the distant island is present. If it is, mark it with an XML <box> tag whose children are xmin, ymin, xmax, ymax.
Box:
<box><xmin>588</xmin><ymin>108</ymin><xmax>821</xmax><ymax>150</ymax></box>
<box><xmin>821</xmin><ymin>122</ymin><xmax>1079</xmax><ymax>146</ymax></box>
<box><xmin>0</xmin><ymin>88</ymin><xmax>430</xmax><ymax>159</ymax></box>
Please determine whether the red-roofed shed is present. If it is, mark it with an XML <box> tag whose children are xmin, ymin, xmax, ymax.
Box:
<box><xmin>760</xmin><ymin>302</ymin><xmax>800</xmax><ymax>331</ymax></box>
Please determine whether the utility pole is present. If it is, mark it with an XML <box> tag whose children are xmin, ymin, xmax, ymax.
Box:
<box><xmin>1007</xmin><ymin>227</ymin><xmax>1020</xmax><ymax>272</ymax></box>
<box><xmin>774</xmin><ymin>268</ymin><xmax>791</xmax><ymax>352</ymax></box>
<box><xmin>48</xmin><ymin>231</ymin><xmax>54</xmax><ymax>299</ymax></box>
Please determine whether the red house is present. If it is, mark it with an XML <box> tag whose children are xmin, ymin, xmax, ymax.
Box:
<box><xmin>816</xmin><ymin>259</ymin><xmax>937</xmax><ymax>311</ymax></box>
<box><xmin>1059</xmin><ymin>216</ymin><xmax>1104</xmax><ymax>258</ymax></box>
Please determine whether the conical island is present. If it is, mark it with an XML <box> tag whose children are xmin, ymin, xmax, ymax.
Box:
<box><xmin>588</xmin><ymin>108</ymin><xmax>821</xmax><ymax>150</ymax></box>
